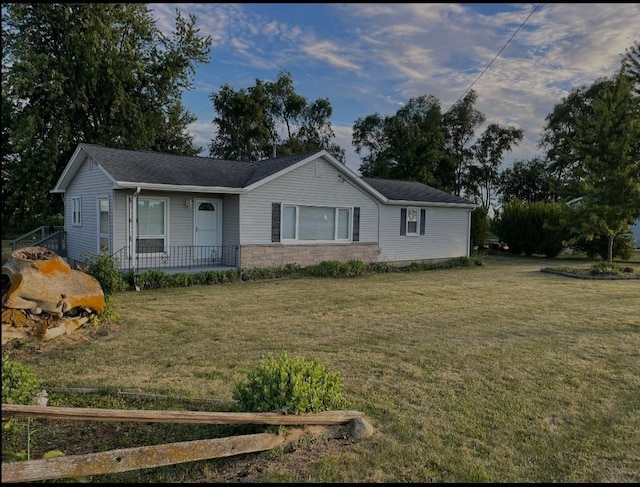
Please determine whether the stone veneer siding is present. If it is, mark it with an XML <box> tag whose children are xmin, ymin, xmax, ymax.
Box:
<box><xmin>240</xmin><ymin>243</ymin><xmax>379</xmax><ymax>269</ymax></box>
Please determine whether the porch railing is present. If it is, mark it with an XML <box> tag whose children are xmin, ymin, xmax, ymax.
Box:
<box><xmin>111</xmin><ymin>245</ymin><xmax>239</xmax><ymax>272</ymax></box>
<box><xmin>9</xmin><ymin>226</ymin><xmax>67</xmax><ymax>257</ymax></box>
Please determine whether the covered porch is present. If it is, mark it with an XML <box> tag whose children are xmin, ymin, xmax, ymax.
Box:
<box><xmin>110</xmin><ymin>245</ymin><xmax>240</xmax><ymax>274</ymax></box>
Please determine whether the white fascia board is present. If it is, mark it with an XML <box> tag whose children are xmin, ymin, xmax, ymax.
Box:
<box><xmin>115</xmin><ymin>181</ymin><xmax>246</xmax><ymax>194</ymax></box>
<box><xmin>50</xmin><ymin>144</ymin><xmax>85</xmax><ymax>193</ymax></box>
<box><xmin>51</xmin><ymin>147</ymin><xmax>120</xmax><ymax>193</ymax></box>
<box><xmin>384</xmin><ymin>200</ymin><xmax>478</xmax><ymax>209</ymax></box>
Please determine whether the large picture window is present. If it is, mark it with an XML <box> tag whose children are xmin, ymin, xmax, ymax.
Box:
<box><xmin>282</xmin><ymin>205</ymin><xmax>352</xmax><ymax>241</ymax></box>
<box><xmin>137</xmin><ymin>197</ymin><xmax>167</xmax><ymax>253</ymax></box>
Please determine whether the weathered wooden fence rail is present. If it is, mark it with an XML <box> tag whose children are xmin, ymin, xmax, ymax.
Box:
<box><xmin>1</xmin><ymin>404</ymin><xmax>371</xmax><ymax>483</ymax></box>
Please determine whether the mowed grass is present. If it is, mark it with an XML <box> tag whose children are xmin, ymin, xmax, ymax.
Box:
<box><xmin>6</xmin><ymin>255</ymin><xmax>640</xmax><ymax>482</ymax></box>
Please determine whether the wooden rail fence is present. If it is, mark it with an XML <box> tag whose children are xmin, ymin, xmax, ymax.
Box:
<box><xmin>1</xmin><ymin>404</ymin><xmax>369</xmax><ymax>483</ymax></box>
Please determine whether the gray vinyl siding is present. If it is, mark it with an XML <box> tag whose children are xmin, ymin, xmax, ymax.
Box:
<box><xmin>113</xmin><ymin>191</ymin><xmax>129</xmax><ymax>253</ymax></box>
<box><xmin>221</xmin><ymin>194</ymin><xmax>240</xmax><ymax>247</ymax></box>
<box><xmin>112</xmin><ymin>190</ymin><xmax>239</xmax><ymax>249</ymax></box>
<box><xmin>239</xmin><ymin>157</ymin><xmax>379</xmax><ymax>245</ymax></box>
<box><xmin>65</xmin><ymin>157</ymin><xmax>114</xmax><ymax>263</ymax></box>
<box><xmin>378</xmin><ymin>205</ymin><xmax>471</xmax><ymax>262</ymax></box>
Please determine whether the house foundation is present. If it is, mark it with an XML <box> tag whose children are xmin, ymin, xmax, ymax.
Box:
<box><xmin>240</xmin><ymin>243</ymin><xmax>379</xmax><ymax>269</ymax></box>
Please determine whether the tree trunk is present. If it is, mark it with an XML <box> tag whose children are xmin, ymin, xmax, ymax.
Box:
<box><xmin>608</xmin><ymin>235</ymin><xmax>614</xmax><ymax>263</ymax></box>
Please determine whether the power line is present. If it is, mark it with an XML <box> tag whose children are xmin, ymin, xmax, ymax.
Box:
<box><xmin>452</xmin><ymin>3</ymin><xmax>543</xmax><ymax>107</ymax></box>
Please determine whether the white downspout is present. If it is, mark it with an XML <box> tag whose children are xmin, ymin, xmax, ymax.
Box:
<box><xmin>131</xmin><ymin>187</ymin><xmax>141</xmax><ymax>273</ymax></box>
<box><xmin>467</xmin><ymin>209</ymin><xmax>472</xmax><ymax>257</ymax></box>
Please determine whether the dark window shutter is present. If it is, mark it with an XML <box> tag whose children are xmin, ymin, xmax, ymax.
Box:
<box><xmin>420</xmin><ymin>209</ymin><xmax>426</xmax><ymax>235</ymax></box>
<box><xmin>352</xmin><ymin>207</ymin><xmax>360</xmax><ymax>241</ymax></box>
<box><xmin>272</xmin><ymin>203</ymin><xmax>281</xmax><ymax>242</ymax></box>
<box><xmin>400</xmin><ymin>208</ymin><xmax>407</xmax><ymax>235</ymax></box>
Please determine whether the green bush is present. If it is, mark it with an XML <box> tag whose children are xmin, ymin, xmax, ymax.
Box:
<box><xmin>590</xmin><ymin>262</ymin><xmax>623</xmax><ymax>276</ymax></box>
<box><xmin>307</xmin><ymin>260</ymin><xmax>344</xmax><ymax>277</ymax></box>
<box><xmin>470</xmin><ymin>206</ymin><xmax>489</xmax><ymax>249</ymax></box>
<box><xmin>2</xmin><ymin>352</ymin><xmax>40</xmax><ymax>405</ymax></box>
<box><xmin>571</xmin><ymin>232</ymin><xmax>635</xmax><ymax>261</ymax></box>
<box><xmin>232</xmin><ymin>352</ymin><xmax>347</xmax><ymax>415</ymax></box>
<box><xmin>343</xmin><ymin>259</ymin><xmax>367</xmax><ymax>277</ymax></box>
<box><xmin>83</xmin><ymin>251</ymin><xmax>127</xmax><ymax>295</ymax></box>
<box><xmin>492</xmin><ymin>200</ymin><xmax>570</xmax><ymax>257</ymax></box>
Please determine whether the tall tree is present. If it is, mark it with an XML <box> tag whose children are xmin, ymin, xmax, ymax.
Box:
<box><xmin>567</xmin><ymin>73</ymin><xmax>640</xmax><ymax>262</ymax></box>
<box><xmin>466</xmin><ymin>123</ymin><xmax>524</xmax><ymax>210</ymax></box>
<box><xmin>209</xmin><ymin>82</ymin><xmax>274</xmax><ymax>161</ymax></box>
<box><xmin>498</xmin><ymin>157</ymin><xmax>559</xmax><ymax>204</ymax></box>
<box><xmin>353</xmin><ymin>95</ymin><xmax>453</xmax><ymax>190</ymax></box>
<box><xmin>442</xmin><ymin>90</ymin><xmax>486</xmax><ymax>196</ymax></box>
<box><xmin>209</xmin><ymin>71</ymin><xmax>346</xmax><ymax>163</ymax></box>
<box><xmin>621</xmin><ymin>40</ymin><xmax>640</xmax><ymax>96</ymax></box>
<box><xmin>2</xmin><ymin>3</ymin><xmax>212</xmax><ymax>234</ymax></box>
<box><xmin>539</xmin><ymin>77</ymin><xmax>613</xmax><ymax>200</ymax></box>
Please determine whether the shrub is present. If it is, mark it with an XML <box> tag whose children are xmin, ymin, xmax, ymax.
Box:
<box><xmin>2</xmin><ymin>352</ymin><xmax>40</xmax><ymax>406</ymax></box>
<box><xmin>570</xmin><ymin>233</ymin><xmax>635</xmax><ymax>261</ymax></box>
<box><xmin>492</xmin><ymin>200</ymin><xmax>570</xmax><ymax>257</ymax></box>
<box><xmin>590</xmin><ymin>262</ymin><xmax>623</xmax><ymax>276</ymax></box>
<box><xmin>233</xmin><ymin>352</ymin><xmax>347</xmax><ymax>415</ymax></box>
<box><xmin>83</xmin><ymin>251</ymin><xmax>127</xmax><ymax>295</ymax></box>
<box><xmin>307</xmin><ymin>260</ymin><xmax>344</xmax><ymax>277</ymax></box>
<box><xmin>136</xmin><ymin>269</ymin><xmax>171</xmax><ymax>289</ymax></box>
<box><xmin>343</xmin><ymin>259</ymin><xmax>367</xmax><ymax>277</ymax></box>
<box><xmin>470</xmin><ymin>206</ymin><xmax>489</xmax><ymax>249</ymax></box>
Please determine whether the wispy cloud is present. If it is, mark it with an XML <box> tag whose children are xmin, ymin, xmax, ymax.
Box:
<box><xmin>152</xmin><ymin>2</ymin><xmax>640</xmax><ymax>172</ymax></box>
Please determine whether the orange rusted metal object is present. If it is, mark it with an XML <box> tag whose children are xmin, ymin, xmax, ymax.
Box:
<box><xmin>1</xmin><ymin>246</ymin><xmax>105</xmax><ymax>316</ymax></box>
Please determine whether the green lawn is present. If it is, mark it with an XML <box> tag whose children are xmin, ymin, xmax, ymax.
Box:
<box><xmin>3</xmin><ymin>254</ymin><xmax>640</xmax><ymax>482</ymax></box>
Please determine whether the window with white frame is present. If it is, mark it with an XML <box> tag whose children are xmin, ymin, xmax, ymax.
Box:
<box><xmin>401</xmin><ymin>207</ymin><xmax>425</xmax><ymax>236</ymax></box>
<box><xmin>407</xmin><ymin>207</ymin><xmax>419</xmax><ymax>235</ymax></box>
<box><xmin>98</xmin><ymin>197</ymin><xmax>110</xmax><ymax>252</ymax></box>
<box><xmin>137</xmin><ymin>197</ymin><xmax>167</xmax><ymax>253</ymax></box>
<box><xmin>282</xmin><ymin>204</ymin><xmax>352</xmax><ymax>241</ymax></box>
<box><xmin>71</xmin><ymin>196</ymin><xmax>82</xmax><ymax>226</ymax></box>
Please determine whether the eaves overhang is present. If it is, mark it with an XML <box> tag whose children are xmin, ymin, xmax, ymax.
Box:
<box><xmin>114</xmin><ymin>182</ymin><xmax>247</xmax><ymax>194</ymax></box>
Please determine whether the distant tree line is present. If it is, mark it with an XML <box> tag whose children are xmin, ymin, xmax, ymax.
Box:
<box><xmin>2</xmin><ymin>4</ymin><xmax>638</xmax><ymax>261</ymax></box>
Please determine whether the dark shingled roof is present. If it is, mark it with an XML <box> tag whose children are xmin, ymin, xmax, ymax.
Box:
<box><xmin>80</xmin><ymin>144</ymin><xmax>321</xmax><ymax>188</ymax></box>
<box><xmin>75</xmin><ymin>144</ymin><xmax>475</xmax><ymax>206</ymax></box>
<box><xmin>362</xmin><ymin>177</ymin><xmax>475</xmax><ymax>205</ymax></box>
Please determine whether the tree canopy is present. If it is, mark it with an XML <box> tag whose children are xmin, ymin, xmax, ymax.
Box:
<box><xmin>353</xmin><ymin>95</ymin><xmax>454</xmax><ymax>191</ymax></box>
<box><xmin>442</xmin><ymin>90</ymin><xmax>486</xmax><ymax>196</ymax></box>
<box><xmin>353</xmin><ymin>89</ymin><xmax>522</xmax><ymax>208</ymax></box>
<box><xmin>209</xmin><ymin>71</ymin><xmax>346</xmax><ymax>163</ymax></box>
<box><xmin>466</xmin><ymin>123</ymin><xmax>523</xmax><ymax>209</ymax></box>
<box><xmin>498</xmin><ymin>157</ymin><xmax>559</xmax><ymax>204</ymax></box>
<box><xmin>567</xmin><ymin>72</ymin><xmax>640</xmax><ymax>262</ymax></box>
<box><xmin>2</xmin><ymin>3</ymin><xmax>212</xmax><ymax>234</ymax></box>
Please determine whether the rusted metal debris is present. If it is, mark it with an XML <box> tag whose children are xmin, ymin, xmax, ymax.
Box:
<box><xmin>1</xmin><ymin>246</ymin><xmax>105</xmax><ymax>348</ymax></box>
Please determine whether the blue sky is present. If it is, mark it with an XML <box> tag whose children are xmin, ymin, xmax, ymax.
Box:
<box><xmin>149</xmin><ymin>3</ymin><xmax>639</xmax><ymax>174</ymax></box>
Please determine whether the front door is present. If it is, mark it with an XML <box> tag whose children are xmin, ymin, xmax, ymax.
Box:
<box><xmin>194</xmin><ymin>199</ymin><xmax>221</xmax><ymax>248</ymax></box>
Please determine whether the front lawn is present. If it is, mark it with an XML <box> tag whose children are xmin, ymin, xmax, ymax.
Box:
<box><xmin>3</xmin><ymin>255</ymin><xmax>639</xmax><ymax>482</ymax></box>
